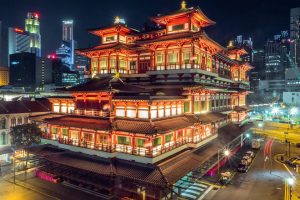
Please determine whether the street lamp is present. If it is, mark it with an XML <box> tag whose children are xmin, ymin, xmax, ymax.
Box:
<box><xmin>290</xmin><ymin>107</ymin><xmax>298</xmax><ymax>116</ymax></box>
<box><xmin>271</xmin><ymin>107</ymin><xmax>280</xmax><ymax>115</ymax></box>
<box><xmin>217</xmin><ymin>148</ymin><xmax>231</xmax><ymax>174</ymax></box>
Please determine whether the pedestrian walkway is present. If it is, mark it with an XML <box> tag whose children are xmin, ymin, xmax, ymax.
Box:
<box><xmin>174</xmin><ymin>174</ymin><xmax>212</xmax><ymax>200</ymax></box>
<box><xmin>180</xmin><ymin>182</ymin><xmax>211</xmax><ymax>200</ymax></box>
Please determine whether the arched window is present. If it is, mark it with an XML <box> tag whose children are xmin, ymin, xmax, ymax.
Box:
<box><xmin>1</xmin><ymin>132</ymin><xmax>6</xmax><ymax>145</ymax></box>
<box><xmin>17</xmin><ymin>117</ymin><xmax>22</xmax><ymax>125</ymax></box>
<box><xmin>0</xmin><ymin>118</ymin><xmax>6</xmax><ymax>129</ymax></box>
<box><xmin>11</xmin><ymin>118</ymin><xmax>16</xmax><ymax>127</ymax></box>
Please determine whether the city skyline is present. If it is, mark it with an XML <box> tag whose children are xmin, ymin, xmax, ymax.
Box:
<box><xmin>0</xmin><ymin>0</ymin><xmax>299</xmax><ymax>56</ymax></box>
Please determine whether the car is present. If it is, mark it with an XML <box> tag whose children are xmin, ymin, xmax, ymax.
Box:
<box><xmin>285</xmin><ymin>157</ymin><xmax>300</xmax><ymax>166</ymax></box>
<box><xmin>245</xmin><ymin>151</ymin><xmax>255</xmax><ymax>158</ymax></box>
<box><xmin>241</xmin><ymin>156</ymin><xmax>252</xmax><ymax>164</ymax></box>
<box><xmin>237</xmin><ymin>164</ymin><xmax>249</xmax><ymax>173</ymax></box>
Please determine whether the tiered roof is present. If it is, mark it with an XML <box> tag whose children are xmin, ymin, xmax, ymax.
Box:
<box><xmin>0</xmin><ymin>99</ymin><xmax>51</xmax><ymax>114</ymax></box>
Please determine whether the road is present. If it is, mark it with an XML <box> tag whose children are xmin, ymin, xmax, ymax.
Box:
<box><xmin>209</xmin><ymin>141</ymin><xmax>292</xmax><ymax>200</ymax></box>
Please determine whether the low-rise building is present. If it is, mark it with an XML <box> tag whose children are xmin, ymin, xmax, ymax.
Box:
<box><xmin>0</xmin><ymin>66</ymin><xmax>9</xmax><ymax>86</ymax></box>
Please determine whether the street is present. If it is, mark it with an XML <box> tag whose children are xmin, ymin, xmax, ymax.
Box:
<box><xmin>207</xmin><ymin>141</ymin><xmax>295</xmax><ymax>200</ymax></box>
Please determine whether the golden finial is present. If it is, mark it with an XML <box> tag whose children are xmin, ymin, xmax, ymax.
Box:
<box><xmin>181</xmin><ymin>1</ymin><xmax>187</xmax><ymax>10</ymax></box>
<box><xmin>114</xmin><ymin>16</ymin><xmax>120</xmax><ymax>24</ymax></box>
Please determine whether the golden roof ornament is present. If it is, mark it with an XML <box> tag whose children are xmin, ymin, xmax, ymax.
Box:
<box><xmin>114</xmin><ymin>16</ymin><xmax>120</xmax><ymax>24</ymax></box>
<box><xmin>181</xmin><ymin>1</ymin><xmax>187</xmax><ymax>10</ymax></box>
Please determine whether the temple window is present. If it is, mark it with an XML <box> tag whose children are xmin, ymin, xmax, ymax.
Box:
<box><xmin>138</xmin><ymin>108</ymin><xmax>148</xmax><ymax>119</ymax></box>
<box><xmin>136</xmin><ymin>138</ymin><xmax>146</xmax><ymax>147</ymax></box>
<box><xmin>117</xmin><ymin>136</ymin><xmax>131</xmax><ymax>145</ymax></box>
<box><xmin>119</xmin><ymin>35</ymin><xmax>126</xmax><ymax>43</ymax></box>
<box><xmin>119</xmin><ymin>59</ymin><xmax>127</xmax><ymax>73</ymax></box>
<box><xmin>152</xmin><ymin>137</ymin><xmax>161</xmax><ymax>147</ymax></box>
<box><xmin>165</xmin><ymin>105</ymin><xmax>171</xmax><ymax>117</ymax></box>
<box><xmin>126</xmin><ymin>106</ymin><xmax>137</xmax><ymax>118</ymax></box>
<box><xmin>158</xmin><ymin>106</ymin><xmax>164</xmax><ymax>117</ymax></box>
<box><xmin>183</xmin><ymin>51</ymin><xmax>191</xmax><ymax>64</ymax></box>
<box><xmin>165</xmin><ymin>133</ymin><xmax>173</xmax><ymax>143</ymax></box>
<box><xmin>207</xmin><ymin>57</ymin><xmax>212</xmax><ymax>71</ymax></box>
<box><xmin>171</xmin><ymin>105</ymin><xmax>177</xmax><ymax>115</ymax></box>
<box><xmin>184</xmin><ymin>101</ymin><xmax>190</xmax><ymax>113</ymax></box>
<box><xmin>70</xmin><ymin>131</ymin><xmax>79</xmax><ymax>141</ymax></box>
<box><xmin>96</xmin><ymin>135</ymin><xmax>108</xmax><ymax>144</ymax></box>
<box><xmin>0</xmin><ymin>118</ymin><xmax>6</xmax><ymax>129</ymax></box>
<box><xmin>110</xmin><ymin>58</ymin><xmax>116</xmax><ymax>73</ymax></box>
<box><xmin>91</xmin><ymin>58</ymin><xmax>99</xmax><ymax>74</ymax></box>
<box><xmin>168</xmin><ymin>52</ymin><xmax>178</xmax><ymax>65</ymax></box>
<box><xmin>172</xmin><ymin>24</ymin><xmax>184</xmax><ymax>31</ymax></box>
<box><xmin>177</xmin><ymin>104</ymin><xmax>183</xmax><ymax>115</ymax></box>
<box><xmin>151</xmin><ymin>106</ymin><xmax>158</xmax><ymax>119</ymax></box>
<box><xmin>104</xmin><ymin>35</ymin><xmax>116</xmax><ymax>43</ymax></box>
<box><xmin>156</xmin><ymin>52</ymin><xmax>164</xmax><ymax>65</ymax></box>
<box><xmin>61</xmin><ymin>128</ymin><xmax>68</xmax><ymax>138</ymax></box>
<box><xmin>130</xmin><ymin>61</ymin><xmax>136</xmax><ymax>70</ymax></box>
<box><xmin>68</xmin><ymin>104</ymin><xmax>75</xmax><ymax>113</ymax></box>
<box><xmin>116</xmin><ymin>106</ymin><xmax>125</xmax><ymax>117</ymax></box>
<box><xmin>194</xmin><ymin>100</ymin><xmax>200</xmax><ymax>113</ymax></box>
<box><xmin>53</xmin><ymin>103</ymin><xmax>60</xmax><ymax>113</ymax></box>
<box><xmin>100</xmin><ymin>58</ymin><xmax>108</xmax><ymax>73</ymax></box>
<box><xmin>61</xmin><ymin>103</ymin><xmax>67</xmax><ymax>113</ymax></box>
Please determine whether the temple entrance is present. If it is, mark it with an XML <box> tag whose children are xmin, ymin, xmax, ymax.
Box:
<box><xmin>139</xmin><ymin>60</ymin><xmax>150</xmax><ymax>73</ymax></box>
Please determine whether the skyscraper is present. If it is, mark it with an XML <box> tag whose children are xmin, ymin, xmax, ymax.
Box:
<box><xmin>56</xmin><ymin>20</ymin><xmax>74</xmax><ymax>69</ymax></box>
<box><xmin>8</xmin><ymin>27</ymin><xmax>31</xmax><ymax>59</ymax></box>
<box><xmin>25</xmin><ymin>12</ymin><xmax>41</xmax><ymax>57</ymax></box>
<box><xmin>0</xmin><ymin>21</ymin><xmax>8</xmax><ymax>66</ymax></box>
<box><xmin>290</xmin><ymin>7</ymin><xmax>300</xmax><ymax>68</ymax></box>
<box><xmin>63</xmin><ymin>20</ymin><xmax>73</xmax><ymax>41</ymax></box>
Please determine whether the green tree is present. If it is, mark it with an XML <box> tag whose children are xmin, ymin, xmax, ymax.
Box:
<box><xmin>9</xmin><ymin>123</ymin><xmax>42</xmax><ymax>169</ymax></box>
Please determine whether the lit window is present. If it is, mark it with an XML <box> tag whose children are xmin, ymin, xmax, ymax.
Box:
<box><xmin>165</xmin><ymin>133</ymin><xmax>173</xmax><ymax>143</ymax></box>
<box><xmin>61</xmin><ymin>103</ymin><xmax>67</xmax><ymax>113</ymax></box>
<box><xmin>116</xmin><ymin>107</ymin><xmax>125</xmax><ymax>117</ymax></box>
<box><xmin>158</xmin><ymin>106</ymin><xmax>164</xmax><ymax>117</ymax></box>
<box><xmin>168</xmin><ymin>53</ymin><xmax>177</xmax><ymax>64</ymax></box>
<box><xmin>105</xmin><ymin>35</ymin><xmax>115</xmax><ymax>42</ymax></box>
<box><xmin>53</xmin><ymin>103</ymin><xmax>60</xmax><ymax>113</ymax></box>
<box><xmin>138</xmin><ymin>108</ymin><xmax>148</xmax><ymax>119</ymax></box>
<box><xmin>136</xmin><ymin>138</ymin><xmax>145</xmax><ymax>147</ymax></box>
<box><xmin>117</xmin><ymin>136</ymin><xmax>131</xmax><ymax>145</ymax></box>
<box><xmin>183</xmin><ymin>51</ymin><xmax>191</xmax><ymax>63</ymax></box>
<box><xmin>172</xmin><ymin>24</ymin><xmax>184</xmax><ymax>31</ymax></box>
<box><xmin>152</xmin><ymin>137</ymin><xmax>161</xmax><ymax>147</ymax></box>
<box><xmin>156</xmin><ymin>52</ymin><xmax>164</xmax><ymax>64</ymax></box>
<box><xmin>127</xmin><ymin>107</ymin><xmax>136</xmax><ymax>118</ymax></box>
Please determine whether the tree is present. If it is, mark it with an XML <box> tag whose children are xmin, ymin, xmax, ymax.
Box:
<box><xmin>9</xmin><ymin>123</ymin><xmax>42</xmax><ymax>169</ymax></box>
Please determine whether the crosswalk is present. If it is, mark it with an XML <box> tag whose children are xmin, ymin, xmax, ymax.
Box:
<box><xmin>174</xmin><ymin>174</ymin><xmax>212</xmax><ymax>200</ymax></box>
<box><xmin>180</xmin><ymin>182</ymin><xmax>210</xmax><ymax>200</ymax></box>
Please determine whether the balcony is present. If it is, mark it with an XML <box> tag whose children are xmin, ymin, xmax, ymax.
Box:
<box><xmin>42</xmin><ymin>134</ymin><xmax>215</xmax><ymax>158</ymax></box>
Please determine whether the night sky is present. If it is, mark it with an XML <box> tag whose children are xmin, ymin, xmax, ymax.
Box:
<box><xmin>0</xmin><ymin>0</ymin><xmax>299</xmax><ymax>56</ymax></box>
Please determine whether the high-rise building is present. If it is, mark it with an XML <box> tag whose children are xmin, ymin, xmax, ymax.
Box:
<box><xmin>290</xmin><ymin>7</ymin><xmax>300</xmax><ymax>68</ymax></box>
<box><xmin>56</xmin><ymin>20</ymin><xmax>75</xmax><ymax>69</ymax></box>
<box><xmin>63</xmin><ymin>20</ymin><xmax>73</xmax><ymax>41</ymax></box>
<box><xmin>0</xmin><ymin>21</ymin><xmax>8</xmax><ymax>66</ymax></box>
<box><xmin>8</xmin><ymin>27</ymin><xmax>31</xmax><ymax>60</ymax></box>
<box><xmin>264</xmin><ymin>40</ymin><xmax>289</xmax><ymax>80</ymax></box>
<box><xmin>0</xmin><ymin>66</ymin><xmax>9</xmax><ymax>86</ymax></box>
<box><xmin>9</xmin><ymin>52</ymin><xmax>52</xmax><ymax>87</ymax></box>
<box><xmin>25</xmin><ymin>12</ymin><xmax>41</xmax><ymax>57</ymax></box>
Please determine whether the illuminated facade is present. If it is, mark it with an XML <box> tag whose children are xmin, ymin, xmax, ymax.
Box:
<box><xmin>25</xmin><ymin>12</ymin><xmax>41</xmax><ymax>57</ymax></box>
<box><xmin>0</xmin><ymin>66</ymin><xmax>9</xmax><ymax>86</ymax></box>
<box><xmin>31</xmin><ymin>3</ymin><xmax>252</xmax><ymax>199</ymax></box>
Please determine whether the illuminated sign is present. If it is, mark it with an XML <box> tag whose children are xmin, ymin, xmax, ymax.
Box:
<box><xmin>14</xmin><ymin>28</ymin><xmax>24</xmax><ymax>33</ymax></box>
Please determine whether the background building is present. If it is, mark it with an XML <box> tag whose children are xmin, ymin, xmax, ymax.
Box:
<box><xmin>0</xmin><ymin>66</ymin><xmax>9</xmax><ymax>86</ymax></box>
<box><xmin>8</xmin><ymin>27</ymin><xmax>31</xmax><ymax>61</ymax></box>
<box><xmin>56</xmin><ymin>20</ymin><xmax>75</xmax><ymax>69</ymax></box>
<box><xmin>25</xmin><ymin>12</ymin><xmax>41</xmax><ymax>57</ymax></box>
<box><xmin>290</xmin><ymin>7</ymin><xmax>300</xmax><ymax>68</ymax></box>
<box><xmin>0</xmin><ymin>21</ymin><xmax>8</xmax><ymax>66</ymax></box>
<box><xmin>9</xmin><ymin>52</ymin><xmax>52</xmax><ymax>88</ymax></box>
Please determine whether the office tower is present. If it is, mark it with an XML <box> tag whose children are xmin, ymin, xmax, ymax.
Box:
<box><xmin>0</xmin><ymin>21</ymin><xmax>8</xmax><ymax>66</ymax></box>
<box><xmin>290</xmin><ymin>7</ymin><xmax>300</xmax><ymax>67</ymax></box>
<box><xmin>25</xmin><ymin>12</ymin><xmax>41</xmax><ymax>57</ymax></box>
<box><xmin>9</xmin><ymin>52</ymin><xmax>52</xmax><ymax>87</ymax></box>
<box><xmin>63</xmin><ymin>20</ymin><xmax>73</xmax><ymax>41</ymax></box>
<box><xmin>0</xmin><ymin>66</ymin><xmax>9</xmax><ymax>86</ymax></box>
<box><xmin>56</xmin><ymin>20</ymin><xmax>75</xmax><ymax>69</ymax></box>
<box><xmin>8</xmin><ymin>27</ymin><xmax>31</xmax><ymax>60</ymax></box>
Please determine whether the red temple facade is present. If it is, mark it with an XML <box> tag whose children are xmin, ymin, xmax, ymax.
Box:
<box><xmin>31</xmin><ymin>2</ymin><xmax>252</xmax><ymax>199</ymax></box>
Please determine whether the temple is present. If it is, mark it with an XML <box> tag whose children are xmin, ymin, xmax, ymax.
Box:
<box><xmin>31</xmin><ymin>2</ymin><xmax>252</xmax><ymax>199</ymax></box>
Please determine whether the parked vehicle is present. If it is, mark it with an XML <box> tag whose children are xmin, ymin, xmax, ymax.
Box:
<box><xmin>241</xmin><ymin>156</ymin><xmax>252</xmax><ymax>165</ymax></box>
<box><xmin>285</xmin><ymin>157</ymin><xmax>300</xmax><ymax>166</ymax></box>
<box><xmin>252</xmin><ymin>139</ymin><xmax>261</xmax><ymax>149</ymax></box>
<box><xmin>220</xmin><ymin>171</ymin><xmax>232</xmax><ymax>185</ymax></box>
<box><xmin>245</xmin><ymin>151</ymin><xmax>255</xmax><ymax>158</ymax></box>
<box><xmin>237</xmin><ymin>163</ymin><xmax>249</xmax><ymax>173</ymax></box>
